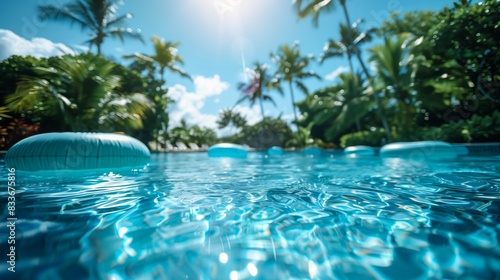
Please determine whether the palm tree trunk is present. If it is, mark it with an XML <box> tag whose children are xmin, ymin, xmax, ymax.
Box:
<box><xmin>259</xmin><ymin>96</ymin><xmax>266</xmax><ymax>121</ymax></box>
<box><xmin>258</xmin><ymin>96</ymin><xmax>267</xmax><ymax>142</ymax></box>
<box><xmin>339</xmin><ymin>0</ymin><xmax>391</xmax><ymax>141</ymax></box>
<box><xmin>157</xmin><ymin>66</ymin><xmax>166</xmax><ymax>151</ymax></box>
<box><xmin>341</xmin><ymin>1</ymin><xmax>361</xmax><ymax>132</ymax></box>
<box><xmin>347</xmin><ymin>54</ymin><xmax>355</xmax><ymax>74</ymax></box>
<box><xmin>340</xmin><ymin>1</ymin><xmax>352</xmax><ymax>27</ymax></box>
<box><xmin>346</xmin><ymin>54</ymin><xmax>361</xmax><ymax>131</ymax></box>
<box><xmin>160</xmin><ymin>67</ymin><xmax>166</xmax><ymax>85</ymax></box>
<box><xmin>355</xmin><ymin>52</ymin><xmax>392</xmax><ymax>141</ymax></box>
<box><xmin>289</xmin><ymin>81</ymin><xmax>300</xmax><ymax>132</ymax></box>
<box><xmin>97</xmin><ymin>44</ymin><xmax>101</xmax><ymax>56</ymax></box>
<box><xmin>156</xmin><ymin>131</ymin><xmax>160</xmax><ymax>151</ymax></box>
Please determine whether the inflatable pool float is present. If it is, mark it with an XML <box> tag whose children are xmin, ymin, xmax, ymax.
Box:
<box><xmin>380</xmin><ymin>141</ymin><xmax>458</xmax><ymax>160</ymax></box>
<box><xmin>208</xmin><ymin>143</ymin><xmax>248</xmax><ymax>158</ymax></box>
<box><xmin>267</xmin><ymin>146</ymin><xmax>284</xmax><ymax>155</ymax></box>
<box><xmin>344</xmin><ymin>145</ymin><xmax>376</xmax><ymax>157</ymax></box>
<box><xmin>5</xmin><ymin>133</ymin><xmax>150</xmax><ymax>171</ymax></box>
<box><xmin>452</xmin><ymin>145</ymin><xmax>469</xmax><ymax>156</ymax></box>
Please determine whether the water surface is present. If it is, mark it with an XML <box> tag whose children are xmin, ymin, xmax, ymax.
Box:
<box><xmin>1</xmin><ymin>152</ymin><xmax>499</xmax><ymax>279</ymax></box>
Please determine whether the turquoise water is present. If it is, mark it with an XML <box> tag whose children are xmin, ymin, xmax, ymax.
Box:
<box><xmin>1</xmin><ymin>152</ymin><xmax>500</xmax><ymax>279</ymax></box>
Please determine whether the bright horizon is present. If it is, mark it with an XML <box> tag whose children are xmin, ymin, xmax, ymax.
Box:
<box><xmin>0</xmin><ymin>0</ymin><xmax>455</xmax><ymax>136</ymax></box>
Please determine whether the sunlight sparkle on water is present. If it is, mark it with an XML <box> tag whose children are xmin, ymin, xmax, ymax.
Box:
<box><xmin>219</xmin><ymin>252</ymin><xmax>228</xmax><ymax>264</ymax></box>
<box><xmin>247</xmin><ymin>262</ymin><xmax>258</xmax><ymax>276</ymax></box>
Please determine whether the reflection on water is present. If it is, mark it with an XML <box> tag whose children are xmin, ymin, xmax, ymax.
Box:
<box><xmin>1</xmin><ymin>153</ymin><xmax>499</xmax><ymax>279</ymax></box>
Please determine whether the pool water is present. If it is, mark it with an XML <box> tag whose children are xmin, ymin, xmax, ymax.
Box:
<box><xmin>1</xmin><ymin>152</ymin><xmax>500</xmax><ymax>279</ymax></box>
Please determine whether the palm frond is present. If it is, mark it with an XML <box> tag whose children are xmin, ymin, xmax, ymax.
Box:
<box><xmin>294</xmin><ymin>0</ymin><xmax>336</xmax><ymax>26</ymax></box>
<box><xmin>295</xmin><ymin>80</ymin><xmax>309</xmax><ymax>95</ymax></box>
<box><xmin>38</xmin><ymin>5</ymin><xmax>89</xmax><ymax>30</ymax></box>
<box><xmin>106</xmin><ymin>13</ymin><xmax>132</xmax><ymax>27</ymax></box>
<box><xmin>108</xmin><ymin>28</ymin><xmax>144</xmax><ymax>43</ymax></box>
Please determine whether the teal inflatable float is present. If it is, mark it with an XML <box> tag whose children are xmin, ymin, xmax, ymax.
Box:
<box><xmin>344</xmin><ymin>145</ymin><xmax>376</xmax><ymax>157</ymax></box>
<box><xmin>267</xmin><ymin>146</ymin><xmax>284</xmax><ymax>155</ymax></box>
<box><xmin>380</xmin><ymin>141</ymin><xmax>458</xmax><ymax>160</ymax></box>
<box><xmin>208</xmin><ymin>143</ymin><xmax>248</xmax><ymax>158</ymax></box>
<box><xmin>5</xmin><ymin>133</ymin><xmax>150</xmax><ymax>171</ymax></box>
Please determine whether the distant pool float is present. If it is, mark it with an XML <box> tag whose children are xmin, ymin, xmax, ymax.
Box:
<box><xmin>5</xmin><ymin>132</ymin><xmax>150</xmax><ymax>171</ymax></box>
<box><xmin>267</xmin><ymin>146</ymin><xmax>284</xmax><ymax>155</ymax></box>
<box><xmin>304</xmin><ymin>147</ymin><xmax>322</xmax><ymax>156</ymax></box>
<box><xmin>380</xmin><ymin>141</ymin><xmax>458</xmax><ymax>160</ymax></box>
<box><xmin>453</xmin><ymin>145</ymin><xmax>469</xmax><ymax>156</ymax></box>
<box><xmin>208</xmin><ymin>143</ymin><xmax>247</xmax><ymax>158</ymax></box>
<box><xmin>344</xmin><ymin>145</ymin><xmax>376</xmax><ymax>157</ymax></box>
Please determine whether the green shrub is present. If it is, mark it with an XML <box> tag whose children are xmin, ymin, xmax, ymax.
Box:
<box><xmin>231</xmin><ymin>117</ymin><xmax>293</xmax><ymax>150</ymax></box>
<box><xmin>340</xmin><ymin>129</ymin><xmax>388</xmax><ymax>148</ymax></box>
<box><xmin>418</xmin><ymin>111</ymin><xmax>500</xmax><ymax>143</ymax></box>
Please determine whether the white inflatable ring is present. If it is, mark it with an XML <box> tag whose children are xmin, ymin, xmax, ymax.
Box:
<box><xmin>5</xmin><ymin>133</ymin><xmax>150</xmax><ymax>171</ymax></box>
<box><xmin>208</xmin><ymin>143</ymin><xmax>248</xmax><ymax>158</ymax></box>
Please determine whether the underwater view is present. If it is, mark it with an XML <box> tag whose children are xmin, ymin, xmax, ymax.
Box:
<box><xmin>1</xmin><ymin>152</ymin><xmax>499</xmax><ymax>279</ymax></box>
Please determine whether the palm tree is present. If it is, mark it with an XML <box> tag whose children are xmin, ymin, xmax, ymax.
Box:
<box><xmin>236</xmin><ymin>62</ymin><xmax>280</xmax><ymax>121</ymax></box>
<box><xmin>169</xmin><ymin>119</ymin><xmax>191</xmax><ymax>148</ymax></box>
<box><xmin>369</xmin><ymin>33</ymin><xmax>423</xmax><ymax>139</ymax></box>
<box><xmin>270</xmin><ymin>43</ymin><xmax>320</xmax><ymax>131</ymax></box>
<box><xmin>124</xmin><ymin>36</ymin><xmax>191</xmax><ymax>85</ymax></box>
<box><xmin>217</xmin><ymin>109</ymin><xmax>248</xmax><ymax>129</ymax></box>
<box><xmin>320</xmin><ymin>20</ymin><xmax>376</xmax><ymax>130</ymax></box>
<box><xmin>294</xmin><ymin>0</ymin><xmax>392</xmax><ymax>140</ymax></box>
<box><xmin>293</xmin><ymin>0</ymin><xmax>354</xmax><ymax>74</ymax></box>
<box><xmin>314</xmin><ymin>72</ymin><xmax>373</xmax><ymax>141</ymax></box>
<box><xmin>296</xmin><ymin>72</ymin><xmax>369</xmax><ymax>141</ymax></box>
<box><xmin>124</xmin><ymin>35</ymin><xmax>191</xmax><ymax>150</ymax></box>
<box><xmin>0</xmin><ymin>107</ymin><xmax>11</xmax><ymax>119</ymax></box>
<box><xmin>294</xmin><ymin>0</ymin><xmax>352</xmax><ymax>28</ymax></box>
<box><xmin>189</xmin><ymin>125</ymin><xmax>217</xmax><ymax>148</ymax></box>
<box><xmin>6</xmin><ymin>54</ymin><xmax>151</xmax><ymax>132</ymax></box>
<box><xmin>38</xmin><ymin>0</ymin><xmax>143</xmax><ymax>56</ymax></box>
<box><xmin>321</xmin><ymin>19</ymin><xmax>374</xmax><ymax>69</ymax></box>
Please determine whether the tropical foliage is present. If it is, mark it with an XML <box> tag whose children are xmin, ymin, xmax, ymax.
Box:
<box><xmin>236</xmin><ymin>62</ymin><xmax>280</xmax><ymax>121</ymax></box>
<box><xmin>294</xmin><ymin>0</ymin><xmax>352</xmax><ymax>28</ymax></box>
<box><xmin>270</xmin><ymin>42</ymin><xmax>320</xmax><ymax>131</ymax></box>
<box><xmin>294</xmin><ymin>0</ymin><xmax>392</xmax><ymax>140</ymax></box>
<box><xmin>217</xmin><ymin>109</ymin><xmax>247</xmax><ymax>130</ymax></box>
<box><xmin>38</xmin><ymin>0</ymin><xmax>143</xmax><ymax>55</ymax></box>
<box><xmin>297</xmin><ymin>72</ymin><xmax>373</xmax><ymax>142</ymax></box>
<box><xmin>340</xmin><ymin>129</ymin><xmax>388</xmax><ymax>148</ymax></box>
<box><xmin>219</xmin><ymin>117</ymin><xmax>293</xmax><ymax>150</ymax></box>
<box><xmin>295</xmin><ymin>0</ymin><xmax>498</xmax><ymax>146</ymax></box>
<box><xmin>368</xmin><ymin>33</ymin><xmax>423</xmax><ymax>138</ymax></box>
<box><xmin>167</xmin><ymin>119</ymin><xmax>218</xmax><ymax>149</ymax></box>
<box><xmin>124</xmin><ymin>35</ymin><xmax>191</xmax><ymax>150</ymax></box>
<box><xmin>5</xmin><ymin>54</ymin><xmax>151</xmax><ymax>133</ymax></box>
<box><xmin>2</xmin><ymin>0</ymin><xmax>499</xmax><ymax>151</ymax></box>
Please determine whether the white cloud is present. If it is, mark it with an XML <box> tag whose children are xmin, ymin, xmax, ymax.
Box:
<box><xmin>0</xmin><ymin>29</ymin><xmax>74</xmax><ymax>61</ymax></box>
<box><xmin>280</xmin><ymin>113</ymin><xmax>296</xmax><ymax>123</ymax></box>
<box><xmin>168</xmin><ymin>74</ymin><xmax>269</xmax><ymax>137</ymax></box>
<box><xmin>72</xmin><ymin>44</ymin><xmax>90</xmax><ymax>52</ymax></box>
<box><xmin>232</xmin><ymin>105</ymin><xmax>262</xmax><ymax>126</ymax></box>
<box><xmin>193</xmin><ymin>75</ymin><xmax>229</xmax><ymax>98</ymax></box>
<box><xmin>238</xmin><ymin>67</ymin><xmax>254</xmax><ymax>82</ymax></box>
<box><xmin>168</xmin><ymin>75</ymin><xmax>230</xmax><ymax>133</ymax></box>
<box><xmin>325</xmin><ymin>66</ymin><xmax>349</xmax><ymax>81</ymax></box>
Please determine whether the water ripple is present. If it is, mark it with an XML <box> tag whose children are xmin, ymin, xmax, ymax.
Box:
<box><xmin>1</xmin><ymin>153</ymin><xmax>500</xmax><ymax>279</ymax></box>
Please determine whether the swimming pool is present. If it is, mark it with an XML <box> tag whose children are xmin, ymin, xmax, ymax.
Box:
<box><xmin>1</xmin><ymin>152</ymin><xmax>500</xmax><ymax>279</ymax></box>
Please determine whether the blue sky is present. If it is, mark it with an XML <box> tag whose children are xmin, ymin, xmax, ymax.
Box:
<box><xmin>0</xmin><ymin>0</ymin><xmax>455</xmax><ymax>135</ymax></box>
